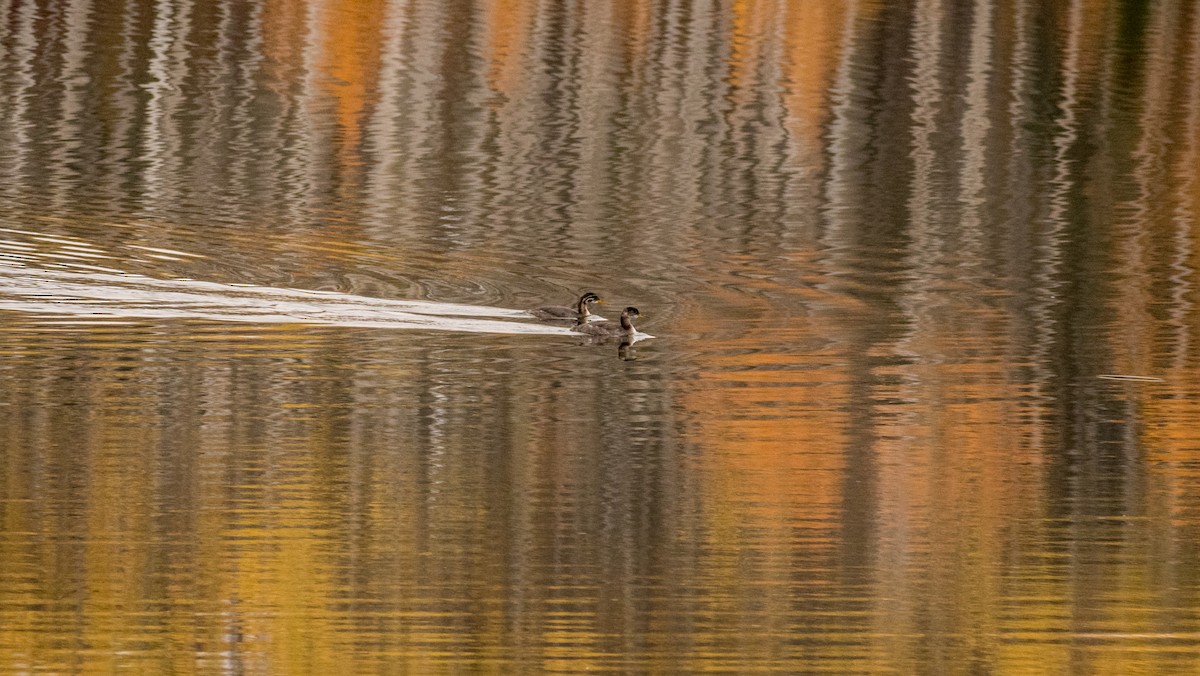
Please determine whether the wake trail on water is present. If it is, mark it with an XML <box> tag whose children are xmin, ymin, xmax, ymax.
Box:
<box><xmin>0</xmin><ymin>264</ymin><xmax>573</xmax><ymax>335</ymax></box>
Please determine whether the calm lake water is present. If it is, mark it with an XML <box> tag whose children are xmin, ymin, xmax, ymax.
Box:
<box><xmin>3</xmin><ymin>1</ymin><xmax>1200</xmax><ymax>673</ymax></box>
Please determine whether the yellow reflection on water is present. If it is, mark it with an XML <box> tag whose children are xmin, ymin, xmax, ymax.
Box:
<box><xmin>3</xmin><ymin>0</ymin><xmax>1200</xmax><ymax>673</ymax></box>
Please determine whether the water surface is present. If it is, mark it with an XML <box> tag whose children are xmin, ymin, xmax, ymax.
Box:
<box><xmin>3</xmin><ymin>1</ymin><xmax>1200</xmax><ymax>673</ymax></box>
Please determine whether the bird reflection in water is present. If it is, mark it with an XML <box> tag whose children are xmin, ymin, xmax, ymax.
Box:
<box><xmin>618</xmin><ymin>338</ymin><xmax>637</xmax><ymax>361</ymax></box>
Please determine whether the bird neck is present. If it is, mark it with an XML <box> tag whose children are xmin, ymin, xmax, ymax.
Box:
<box><xmin>620</xmin><ymin>313</ymin><xmax>634</xmax><ymax>332</ymax></box>
<box><xmin>576</xmin><ymin>299</ymin><xmax>592</xmax><ymax>316</ymax></box>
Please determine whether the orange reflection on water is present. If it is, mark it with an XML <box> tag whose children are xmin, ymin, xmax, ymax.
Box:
<box><xmin>4</xmin><ymin>0</ymin><xmax>1200</xmax><ymax>673</ymax></box>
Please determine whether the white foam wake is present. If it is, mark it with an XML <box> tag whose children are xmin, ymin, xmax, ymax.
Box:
<box><xmin>0</xmin><ymin>264</ymin><xmax>573</xmax><ymax>335</ymax></box>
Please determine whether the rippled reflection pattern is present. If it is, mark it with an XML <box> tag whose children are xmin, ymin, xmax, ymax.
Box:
<box><xmin>3</xmin><ymin>0</ymin><xmax>1200</xmax><ymax>673</ymax></box>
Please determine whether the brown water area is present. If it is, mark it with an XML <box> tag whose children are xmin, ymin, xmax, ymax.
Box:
<box><xmin>2</xmin><ymin>1</ymin><xmax>1200</xmax><ymax>673</ymax></box>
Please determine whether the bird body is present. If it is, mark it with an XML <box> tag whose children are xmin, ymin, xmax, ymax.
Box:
<box><xmin>530</xmin><ymin>292</ymin><xmax>603</xmax><ymax>322</ymax></box>
<box><xmin>572</xmin><ymin>306</ymin><xmax>641</xmax><ymax>338</ymax></box>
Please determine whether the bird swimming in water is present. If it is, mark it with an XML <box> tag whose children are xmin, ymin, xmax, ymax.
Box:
<box><xmin>530</xmin><ymin>291</ymin><xmax>603</xmax><ymax>322</ymax></box>
<box><xmin>571</xmin><ymin>306</ymin><xmax>641</xmax><ymax>338</ymax></box>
